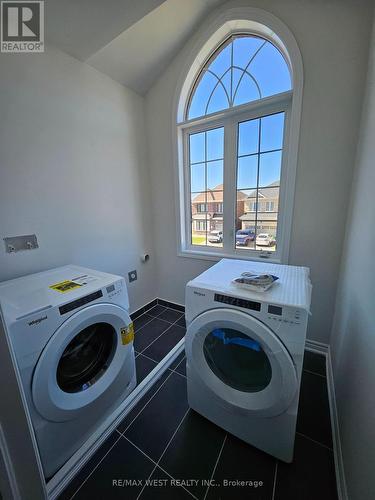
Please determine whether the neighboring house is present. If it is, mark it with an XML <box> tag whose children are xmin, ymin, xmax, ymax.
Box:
<box><xmin>191</xmin><ymin>184</ymin><xmax>246</xmax><ymax>234</ymax></box>
<box><xmin>239</xmin><ymin>182</ymin><xmax>279</xmax><ymax>236</ymax></box>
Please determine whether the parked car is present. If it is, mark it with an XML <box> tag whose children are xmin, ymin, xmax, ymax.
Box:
<box><xmin>256</xmin><ymin>233</ymin><xmax>275</xmax><ymax>246</ymax></box>
<box><xmin>236</xmin><ymin>229</ymin><xmax>255</xmax><ymax>246</ymax></box>
<box><xmin>208</xmin><ymin>230</ymin><xmax>223</xmax><ymax>243</ymax></box>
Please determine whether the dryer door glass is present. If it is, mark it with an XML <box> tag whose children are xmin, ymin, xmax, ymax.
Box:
<box><xmin>57</xmin><ymin>322</ymin><xmax>116</xmax><ymax>393</ymax></box>
<box><xmin>203</xmin><ymin>328</ymin><xmax>272</xmax><ymax>392</ymax></box>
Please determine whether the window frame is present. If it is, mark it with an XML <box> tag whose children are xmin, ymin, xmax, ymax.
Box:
<box><xmin>173</xmin><ymin>10</ymin><xmax>303</xmax><ymax>265</ymax></box>
<box><xmin>179</xmin><ymin>89</ymin><xmax>293</xmax><ymax>262</ymax></box>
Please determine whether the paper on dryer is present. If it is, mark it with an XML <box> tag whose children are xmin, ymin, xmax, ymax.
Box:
<box><xmin>187</xmin><ymin>259</ymin><xmax>312</xmax><ymax>312</ymax></box>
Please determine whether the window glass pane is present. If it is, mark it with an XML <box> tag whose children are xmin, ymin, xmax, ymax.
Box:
<box><xmin>207</xmin><ymin>160</ymin><xmax>223</xmax><ymax>190</ymax></box>
<box><xmin>250</xmin><ymin>42</ymin><xmax>291</xmax><ymax>98</ymax></box>
<box><xmin>259</xmin><ymin>151</ymin><xmax>282</xmax><ymax>187</ymax></box>
<box><xmin>255</xmin><ymin>221</ymin><xmax>277</xmax><ymax>251</ymax></box>
<box><xmin>237</xmin><ymin>156</ymin><xmax>257</xmax><ymax>190</ymax></box>
<box><xmin>189</xmin><ymin>132</ymin><xmax>205</xmax><ymax>163</ymax></box>
<box><xmin>207</xmin><ymin>190</ymin><xmax>223</xmax><ymax>248</ymax></box>
<box><xmin>238</xmin><ymin>119</ymin><xmax>259</xmax><ymax>156</ymax></box>
<box><xmin>233</xmin><ymin>36</ymin><xmax>265</xmax><ymax>69</ymax></box>
<box><xmin>191</xmin><ymin>218</ymin><xmax>207</xmax><ymax>246</ymax></box>
<box><xmin>235</xmin><ymin>112</ymin><xmax>283</xmax><ymax>253</ymax></box>
<box><xmin>188</xmin><ymin>72</ymin><xmax>217</xmax><ymax>119</ymax></box>
<box><xmin>189</xmin><ymin>128</ymin><xmax>224</xmax><ymax>248</ymax></box>
<box><xmin>206</xmin><ymin>85</ymin><xmax>229</xmax><ymax>115</ymax></box>
<box><xmin>187</xmin><ymin>35</ymin><xmax>291</xmax><ymax>120</ymax></box>
<box><xmin>255</xmin><ymin>185</ymin><xmax>279</xmax><ymax>252</ymax></box>
<box><xmin>207</xmin><ymin>127</ymin><xmax>224</xmax><ymax>160</ymax></box>
<box><xmin>233</xmin><ymin>72</ymin><xmax>261</xmax><ymax>106</ymax></box>
<box><xmin>236</xmin><ymin>189</ymin><xmax>256</xmax><ymax>250</ymax></box>
<box><xmin>209</xmin><ymin>42</ymin><xmax>231</xmax><ymax>78</ymax></box>
<box><xmin>260</xmin><ymin>113</ymin><xmax>285</xmax><ymax>152</ymax></box>
<box><xmin>191</xmin><ymin>163</ymin><xmax>205</xmax><ymax>192</ymax></box>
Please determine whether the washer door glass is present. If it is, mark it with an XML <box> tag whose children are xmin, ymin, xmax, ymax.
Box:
<box><xmin>203</xmin><ymin>328</ymin><xmax>272</xmax><ymax>392</ymax></box>
<box><xmin>56</xmin><ymin>322</ymin><xmax>116</xmax><ymax>393</ymax></box>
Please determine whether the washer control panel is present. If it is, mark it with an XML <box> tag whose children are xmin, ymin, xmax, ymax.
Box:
<box><xmin>267</xmin><ymin>304</ymin><xmax>302</xmax><ymax>325</ymax></box>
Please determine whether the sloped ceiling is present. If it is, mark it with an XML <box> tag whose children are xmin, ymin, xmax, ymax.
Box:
<box><xmin>46</xmin><ymin>0</ymin><xmax>167</xmax><ymax>61</ymax></box>
<box><xmin>46</xmin><ymin>0</ymin><xmax>225</xmax><ymax>95</ymax></box>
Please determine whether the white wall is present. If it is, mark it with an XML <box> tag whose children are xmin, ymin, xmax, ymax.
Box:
<box><xmin>145</xmin><ymin>0</ymin><xmax>373</xmax><ymax>342</ymax></box>
<box><xmin>330</xmin><ymin>15</ymin><xmax>375</xmax><ymax>500</ymax></box>
<box><xmin>0</xmin><ymin>46</ymin><xmax>156</xmax><ymax>312</ymax></box>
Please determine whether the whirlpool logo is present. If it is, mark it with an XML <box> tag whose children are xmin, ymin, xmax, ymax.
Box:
<box><xmin>193</xmin><ymin>291</ymin><xmax>206</xmax><ymax>297</ymax></box>
<box><xmin>28</xmin><ymin>315</ymin><xmax>47</xmax><ymax>326</ymax></box>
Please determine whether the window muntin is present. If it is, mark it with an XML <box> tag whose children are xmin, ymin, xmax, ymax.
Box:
<box><xmin>236</xmin><ymin>112</ymin><xmax>284</xmax><ymax>252</ymax></box>
<box><xmin>181</xmin><ymin>32</ymin><xmax>293</xmax><ymax>261</ymax></box>
<box><xmin>190</xmin><ymin>127</ymin><xmax>224</xmax><ymax>247</ymax></box>
<box><xmin>187</xmin><ymin>35</ymin><xmax>291</xmax><ymax>120</ymax></box>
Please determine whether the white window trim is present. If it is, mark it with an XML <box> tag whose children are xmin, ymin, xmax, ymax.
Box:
<box><xmin>172</xmin><ymin>5</ymin><xmax>303</xmax><ymax>264</ymax></box>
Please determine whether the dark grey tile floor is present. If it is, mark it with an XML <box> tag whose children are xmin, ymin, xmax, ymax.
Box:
<box><xmin>59</xmin><ymin>309</ymin><xmax>337</xmax><ymax>500</ymax></box>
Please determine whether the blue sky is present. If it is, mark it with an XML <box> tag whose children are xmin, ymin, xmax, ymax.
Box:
<box><xmin>189</xmin><ymin>36</ymin><xmax>289</xmax><ymax>195</ymax></box>
<box><xmin>188</xmin><ymin>36</ymin><xmax>291</xmax><ymax>119</ymax></box>
<box><xmin>190</xmin><ymin>112</ymin><xmax>284</xmax><ymax>193</ymax></box>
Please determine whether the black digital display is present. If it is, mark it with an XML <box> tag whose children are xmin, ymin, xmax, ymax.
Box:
<box><xmin>268</xmin><ymin>305</ymin><xmax>283</xmax><ymax>316</ymax></box>
<box><xmin>59</xmin><ymin>290</ymin><xmax>103</xmax><ymax>315</ymax></box>
<box><xmin>214</xmin><ymin>293</ymin><xmax>261</xmax><ymax>311</ymax></box>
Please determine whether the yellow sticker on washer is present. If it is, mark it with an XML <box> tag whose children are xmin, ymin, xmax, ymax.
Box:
<box><xmin>121</xmin><ymin>323</ymin><xmax>134</xmax><ymax>345</ymax></box>
<box><xmin>49</xmin><ymin>280</ymin><xmax>83</xmax><ymax>293</ymax></box>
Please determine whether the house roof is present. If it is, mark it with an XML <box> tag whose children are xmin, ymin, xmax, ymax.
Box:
<box><xmin>192</xmin><ymin>185</ymin><xmax>246</xmax><ymax>203</ymax></box>
<box><xmin>245</xmin><ymin>182</ymin><xmax>280</xmax><ymax>200</ymax></box>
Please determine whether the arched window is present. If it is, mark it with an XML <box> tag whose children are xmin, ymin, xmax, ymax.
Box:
<box><xmin>176</xmin><ymin>16</ymin><xmax>302</xmax><ymax>262</ymax></box>
<box><xmin>188</xmin><ymin>35</ymin><xmax>291</xmax><ymax>119</ymax></box>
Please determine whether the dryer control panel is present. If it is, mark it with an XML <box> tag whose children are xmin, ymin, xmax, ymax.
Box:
<box><xmin>214</xmin><ymin>293</ymin><xmax>261</xmax><ymax>312</ymax></box>
<box><xmin>267</xmin><ymin>304</ymin><xmax>302</xmax><ymax>325</ymax></box>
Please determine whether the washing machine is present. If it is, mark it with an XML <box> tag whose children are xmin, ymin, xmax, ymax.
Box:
<box><xmin>185</xmin><ymin>259</ymin><xmax>312</xmax><ymax>462</ymax></box>
<box><xmin>0</xmin><ymin>265</ymin><xmax>136</xmax><ymax>478</ymax></box>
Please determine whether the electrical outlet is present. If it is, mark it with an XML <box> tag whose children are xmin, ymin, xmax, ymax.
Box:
<box><xmin>128</xmin><ymin>270</ymin><xmax>137</xmax><ymax>283</ymax></box>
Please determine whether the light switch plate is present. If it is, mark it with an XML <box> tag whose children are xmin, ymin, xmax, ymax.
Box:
<box><xmin>4</xmin><ymin>234</ymin><xmax>39</xmax><ymax>253</ymax></box>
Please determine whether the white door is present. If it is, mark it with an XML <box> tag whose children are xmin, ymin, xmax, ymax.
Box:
<box><xmin>32</xmin><ymin>303</ymin><xmax>133</xmax><ymax>422</ymax></box>
<box><xmin>185</xmin><ymin>308</ymin><xmax>298</xmax><ymax>417</ymax></box>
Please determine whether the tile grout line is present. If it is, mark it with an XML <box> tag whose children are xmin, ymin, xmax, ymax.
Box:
<box><xmin>117</xmin><ymin>368</ymin><xmax>177</xmax><ymax>435</ymax></box>
<box><xmin>303</xmin><ymin>368</ymin><xmax>327</xmax><ymax>379</ymax></box>
<box><xmin>121</xmin><ymin>434</ymin><xmax>197</xmax><ymax>500</ymax></box>
<box><xmin>271</xmin><ymin>461</ymin><xmax>278</xmax><ymax>500</ymax></box>
<box><xmin>68</xmin><ymin>433</ymin><xmax>123</xmax><ymax>500</ymax></box>
<box><xmin>296</xmin><ymin>431</ymin><xmax>333</xmax><ymax>451</ymax></box>
<box><xmin>203</xmin><ymin>434</ymin><xmax>227</xmax><ymax>500</ymax></box>
<box><xmin>133</xmin><ymin>308</ymin><xmax>177</xmax><ymax>335</ymax></box>
<box><xmin>136</xmin><ymin>408</ymin><xmax>198</xmax><ymax>500</ymax></box>
<box><xmin>138</xmin><ymin>313</ymin><xmax>185</xmax><ymax>355</ymax></box>
<box><xmin>157</xmin><ymin>298</ymin><xmax>185</xmax><ymax>313</ymax></box>
<box><xmin>137</xmin><ymin>351</ymin><xmax>187</xmax><ymax>379</ymax></box>
<box><xmin>67</xmin><ymin>307</ymin><xmax>185</xmax><ymax>499</ymax></box>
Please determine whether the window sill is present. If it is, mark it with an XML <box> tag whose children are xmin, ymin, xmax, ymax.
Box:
<box><xmin>178</xmin><ymin>248</ymin><xmax>282</xmax><ymax>264</ymax></box>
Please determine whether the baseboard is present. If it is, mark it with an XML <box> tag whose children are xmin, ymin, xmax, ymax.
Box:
<box><xmin>0</xmin><ymin>424</ymin><xmax>21</xmax><ymax>500</ymax></box>
<box><xmin>305</xmin><ymin>339</ymin><xmax>329</xmax><ymax>355</ymax></box>
<box><xmin>326</xmin><ymin>347</ymin><xmax>348</xmax><ymax>500</ymax></box>
<box><xmin>130</xmin><ymin>298</ymin><xmax>186</xmax><ymax>321</ymax></box>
